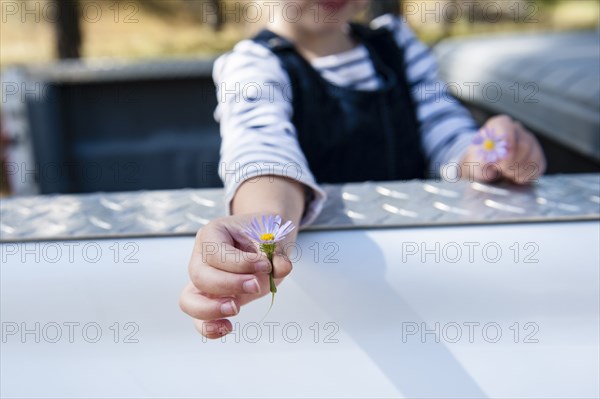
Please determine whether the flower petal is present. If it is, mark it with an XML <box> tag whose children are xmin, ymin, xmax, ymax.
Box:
<box><xmin>278</xmin><ymin>220</ymin><xmax>294</xmax><ymax>236</ymax></box>
<box><xmin>271</xmin><ymin>216</ymin><xmax>278</xmax><ymax>232</ymax></box>
<box><xmin>242</xmin><ymin>226</ymin><xmax>261</xmax><ymax>243</ymax></box>
<box><xmin>275</xmin><ymin>223</ymin><xmax>295</xmax><ymax>242</ymax></box>
<box><xmin>261</xmin><ymin>215</ymin><xmax>268</xmax><ymax>232</ymax></box>
<box><xmin>252</xmin><ymin>218</ymin><xmax>262</xmax><ymax>234</ymax></box>
<box><xmin>270</xmin><ymin>215</ymin><xmax>279</xmax><ymax>233</ymax></box>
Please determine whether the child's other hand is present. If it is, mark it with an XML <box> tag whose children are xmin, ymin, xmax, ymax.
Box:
<box><xmin>179</xmin><ymin>215</ymin><xmax>293</xmax><ymax>339</ymax></box>
<box><xmin>460</xmin><ymin>115</ymin><xmax>546</xmax><ymax>184</ymax></box>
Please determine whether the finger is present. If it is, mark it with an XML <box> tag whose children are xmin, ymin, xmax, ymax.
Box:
<box><xmin>515</xmin><ymin>125</ymin><xmax>547</xmax><ymax>177</ymax></box>
<box><xmin>508</xmin><ymin>130</ymin><xmax>543</xmax><ymax>184</ymax></box>
<box><xmin>194</xmin><ymin>242</ymin><xmax>271</xmax><ymax>275</ymax></box>
<box><xmin>481</xmin><ymin>162</ymin><xmax>502</xmax><ymax>182</ymax></box>
<box><xmin>497</xmin><ymin>128</ymin><xmax>529</xmax><ymax>180</ymax></box>
<box><xmin>505</xmin><ymin>124</ymin><xmax>520</xmax><ymax>165</ymax></box>
<box><xmin>194</xmin><ymin>226</ymin><xmax>271</xmax><ymax>275</ymax></box>
<box><xmin>194</xmin><ymin>319</ymin><xmax>233</xmax><ymax>339</ymax></box>
<box><xmin>516</xmin><ymin>144</ymin><xmax>546</xmax><ymax>184</ymax></box>
<box><xmin>514</xmin><ymin>131</ymin><xmax>535</xmax><ymax>163</ymax></box>
<box><xmin>190</xmin><ymin>263</ymin><xmax>265</xmax><ymax>296</ymax></box>
<box><xmin>271</xmin><ymin>252</ymin><xmax>294</xmax><ymax>279</ymax></box>
<box><xmin>179</xmin><ymin>283</ymin><xmax>240</xmax><ymax>320</ymax></box>
<box><xmin>459</xmin><ymin>146</ymin><xmax>499</xmax><ymax>183</ymax></box>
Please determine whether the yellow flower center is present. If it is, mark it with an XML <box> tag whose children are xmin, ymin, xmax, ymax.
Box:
<box><xmin>483</xmin><ymin>139</ymin><xmax>496</xmax><ymax>151</ymax></box>
<box><xmin>260</xmin><ymin>233</ymin><xmax>275</xmax><ymax>241</ymax></box>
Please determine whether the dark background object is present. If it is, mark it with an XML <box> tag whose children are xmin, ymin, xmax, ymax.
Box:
<box><xmin>23</xmin><ymin>61</ymin><xmax>222</xmax><ymax>194</ymax></box>
<box><xmin>207</xmin><ymin>0</ymin><xmax>224</xmax><ymax>31</ymax></box>
<box><xmin>53</xmin><ymin>0</ymin><xmax>82</xmax><ymax>59</ymax></box>
<box><xmin>369</xmin><ymin>0</ymin><xmax>401</xmax><ymax>19</ymax></box>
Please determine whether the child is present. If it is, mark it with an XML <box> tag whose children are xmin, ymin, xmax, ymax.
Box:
<box><xmin>179</xmin><ymin>0</ymin><xmax>546</xmax><ymax>338</ymax></box>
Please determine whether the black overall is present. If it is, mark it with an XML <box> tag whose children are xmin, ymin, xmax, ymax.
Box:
<box><xmin>252</xmin><ymin>23</ymin><xmax>426</xmax><ymax>184</ymax></box>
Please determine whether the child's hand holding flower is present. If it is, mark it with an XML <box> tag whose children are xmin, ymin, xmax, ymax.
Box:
<box><xmin>179</xmin><ymin>213</ymin><xmax>295</xmax><ymax>339</ymax></box>
<box><xmin>242</xmin><ymin>215</ymin><xmax>296</xmax><ymax>316</ymax></box>
<box><xmin>460</xmin><ymin>115</ymin><xmax>547</xmax><ymax>184</ymax></box>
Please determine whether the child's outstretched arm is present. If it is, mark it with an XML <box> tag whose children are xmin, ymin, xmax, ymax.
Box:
<box><xmin>180</xmin><ymin>37</ymin><xmax>326</xmax><ymax>339</ymax></box>
<box><xmin>179</xmin><ymin>175</ymin><xmax>305</xmax><ymax>339</ymax></box>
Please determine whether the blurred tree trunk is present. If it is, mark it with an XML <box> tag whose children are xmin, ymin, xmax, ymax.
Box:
<box><xmin>369</xmin><ymin>0</ymin><xmax>401</xmax><ymax>19</ymax></box>
<box><xmin>208</xmin><ymin>0</ymin><xmax>223</xmax><ymax>31</ymax></box>
<box><xmin>53</xmin><ymin>0</ymin><xmax>82</xmax><ymax>59</ymax></box>
<box><xmin>187</xmin><ymin>0</ymin><xmax>223</xmax><ymax>31</ymax></box>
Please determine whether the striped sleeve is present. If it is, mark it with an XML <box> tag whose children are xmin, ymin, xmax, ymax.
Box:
<box><xmin>371</xmin><ymin>15</ymin><xmax>480</xmax><ymax>178</ymax></box>
<box><xmin>213</xmin><ymin>40</ymin><xmax>327</xmax><ymax>227</ymax></box>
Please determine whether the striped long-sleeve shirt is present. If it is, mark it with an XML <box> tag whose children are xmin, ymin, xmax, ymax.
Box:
<box><xmin>213</xmin><ymin>14</ymin><xmax>479</xmax><ymax>226</ymax></box>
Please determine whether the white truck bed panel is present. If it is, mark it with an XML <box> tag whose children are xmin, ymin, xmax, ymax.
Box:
<box><xmin>2</xmin><ymin>221</ymin><xmax>598</xmax><ymax>398</ymax></box>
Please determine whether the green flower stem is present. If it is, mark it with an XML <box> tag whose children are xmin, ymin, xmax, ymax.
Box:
<box><xmin>260</xmin><ymin>243</ymin><xmax>277</xmax><ymax>318</ymax></box>
<box><xmin>267</xmin><ymin>252</ymin><xmax>276</xmax><ymax>303</ymax></box>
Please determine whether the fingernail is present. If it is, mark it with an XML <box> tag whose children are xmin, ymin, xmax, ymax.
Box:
<box><xmin>242</xmin><ymin>279</ymin><xmax>260</xmax><ymax>294</ymax></box>
<box><xmin>218</xmin><ymin>325</ymin><xmax>229</xmax><ymax>335</ymax></box>
<box><xmin>221</xmin><ymin>300</ymin><xmax>238</xmax><ymax>316</ymax></box>
<box><xmin>255</xmin><ymin>261</ymin><xmax>271</xmax><ymax>273</ymax></box>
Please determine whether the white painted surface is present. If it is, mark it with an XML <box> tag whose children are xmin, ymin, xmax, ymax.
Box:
<box><xmin>1</xmin><ymin>222</ymin><xmax>599</xmax><ymax>398</ymax></box>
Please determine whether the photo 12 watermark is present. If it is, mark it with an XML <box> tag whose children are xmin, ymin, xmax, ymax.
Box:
<box><xmin>400</xmin><ymin>321</ymin><xmax>540</xmax><ymax>344</ymax></box>
<box><xmin>200</xmin><ymin>240</ymin><xmax>340</xmax><ymax>265</ymax></box>
<box><xmin>400</xmin><ymin>241</ymin><xmax>540</xmax><ymax>264</ymax></box>
<box><xmin>202</xmin><ymin>320</ymin><xmax>341</xmax><ymax>344</ymax></box>
<box><xmin>400</xmin><ymin>1</ymin><xmax>539</xmax><ymax>24</ymax></box>
<box><xmin>217</xmin><ymin>160</ymin><xmax>306</xmax><ymax>184</ymax></box>
<box><xmin>1</xmin><ymin>80</ymin><xmax>141</xmax><ymax>104</ymax></box>
<box><xmin>431</xmin><ymin>161</ymin><xmax>543</xmax><ymax>184</ymax></box>
<box><xmin>1</xmin><ymin>1</ymin><xmax>140</xmax><ymax>24</ymax></box>
<box><xmin>1</xmin><ymin>242</ymin><xmax>140</xmax><ymax>264</ymax></box>
<box><xmin>2</xmin><ymin>321</ymin><xmax>140</xmax><ymax>344</ymax></box>
<box><xmin>4</xmin><ymin>161</ymin><xmax>142</xmax><ymax>187</ymax></box>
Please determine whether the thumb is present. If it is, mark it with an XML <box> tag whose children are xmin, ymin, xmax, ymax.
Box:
<box><xmin>272</xmin><ymin>251</ymin><xmax>293</xmax><ymax>279</ymax></box>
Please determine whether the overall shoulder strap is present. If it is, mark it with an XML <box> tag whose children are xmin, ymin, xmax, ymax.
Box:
<box><xmin>252</xmin><ymin>29</ymin><xmax>296</xmax><ymax>53</ymax></box>
<box><xmin>349</xmin><ymin>22</ymin><xmax>406</xmax><ymax>62</ymax></box>
<box><xmin>349</xmin><ymin>22</ymin><xmax>391</xmax><ymax>41</ymax></box>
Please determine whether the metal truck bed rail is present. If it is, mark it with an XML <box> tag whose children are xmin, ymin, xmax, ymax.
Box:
<box><xmin>1</xmin><ymin>173</ymin><xmax>598</xmax><ymax>242</ymax></box>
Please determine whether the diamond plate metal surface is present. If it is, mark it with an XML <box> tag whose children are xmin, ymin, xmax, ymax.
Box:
<box><xmin>1</xmin><ymin>174</ymin><xmax>599</xmax><ymax>242</ymax></box>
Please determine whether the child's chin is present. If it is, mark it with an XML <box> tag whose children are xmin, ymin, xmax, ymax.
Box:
<box><xmin>319</xmin><ymin>0</ymin><xmax>350</xmax><ymax>12</ymax></box>
<box><xmin>307</xmin><ymin>22</ymin><xmax>347</xmax><ymax>33</ymax></box>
